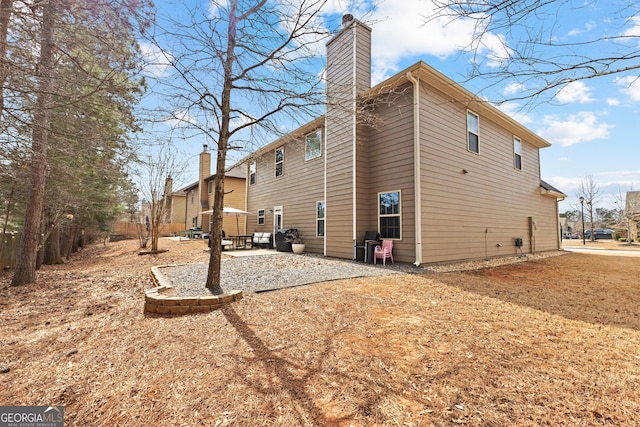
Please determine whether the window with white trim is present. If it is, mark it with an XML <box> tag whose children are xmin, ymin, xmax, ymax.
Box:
<box><xmin>378</xmin><ymin>191</ymin><xmax>401</xmax><ymax>239</ymax></box>
<box><xmin>257</xmin><ymin>209</ymin><xmax>265</xmax><ymax>225</ymax></box>
<box><xmin>514</xmin><ymin>137</ymin><xmax>522</xmax><ymax>170</ymax></box>
<box><xmin>275</xmin><ymin>147</ymin><xmax>284</xmax><ymax>177</ymax></box>
<box><xmin>316</xmin><ymin>201</ymin><xmax>325</xmax><ymax>237</ymax></box>
<box><xmin>208</xmin><ymin>181</ymin><xmax>213</xmax><ymax>194</ymax></box>
<box><xmin>305</xmin><ymin>130</ymin><xmax>322</xmax><ymax>160</ymax></box>
<box><xmin>249</xmin><ymin>161</ymin><xmax>256</xmax><ymax>185</ymax></box>
<box><xmin>467</xmin><ymin>111</ymin><xmax>479</xmax><ymax>153</ymax></box>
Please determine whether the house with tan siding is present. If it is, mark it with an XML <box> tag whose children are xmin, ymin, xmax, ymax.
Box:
<box><xmin>231</xmin><ymin>15</ymin><xmax>565</xmax><ymax>265</ymax></box>
<box><xmin>180</xmin><ymin>145</ymin><xmax>247</xmax><ymax>235</ymax></box>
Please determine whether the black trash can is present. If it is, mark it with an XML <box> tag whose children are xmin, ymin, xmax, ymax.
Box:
<box><xmin>275</xmin><ymin>228</ymin><xmax>297</xmax><ymax>252</ymax></box>
<box><xmin>365</xmin><ymin>240</ymin><xmax>379</xmax><ymax>263</ymax></box>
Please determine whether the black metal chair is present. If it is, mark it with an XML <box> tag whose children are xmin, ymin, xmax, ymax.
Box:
<box><xmin>353</xmin><ymin>231</ymin><xmax>380</xmax><ymax>262</ymax></box>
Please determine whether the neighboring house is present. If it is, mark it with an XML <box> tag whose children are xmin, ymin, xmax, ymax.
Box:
<box><xmin>182</xmin><ymin>145</ymin><xmax>247</xmax><ymax>234</ymax></box>
<box><xmin>626</xmin><ymin>191</ymin><xmax>640</xmax><ymax>242</ymax></box>
<box><xmin>162</xmin><ymin>175</ymin><xmax>186</xmax><ymax>225</ymax></box>
<box><xmin>231</xmin><ymin>15</ymin><xmax>566</xmax><ymax>264</ymax></box>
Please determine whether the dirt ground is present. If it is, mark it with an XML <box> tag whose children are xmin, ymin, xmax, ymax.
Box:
<box><xmin>1</xmin><ymin>238</ymin><xmax>640</xmax><ymax>426</ymax></box>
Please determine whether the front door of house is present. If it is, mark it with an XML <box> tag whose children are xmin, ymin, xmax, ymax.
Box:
<box><xmin>273</xmin><ymin>206</ymin><xmax>283</xmax><ymax>248</ymax></box>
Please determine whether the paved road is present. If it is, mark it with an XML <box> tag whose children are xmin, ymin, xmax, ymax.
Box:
<box><xmin>563</xmin><ymin>246</ymin><xmax>640</xmax><ymax>257</ymax></box>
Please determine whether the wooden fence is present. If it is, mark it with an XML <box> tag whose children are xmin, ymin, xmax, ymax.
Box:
<box><xmin>0</xmin><ymin>232</ymin><xmax>20</xmax><ymax>269</ymax></box>
<box><xmin>111</xmin><ymin>222</ymin><xmax>186</xmax><ymax>239</ymax></box>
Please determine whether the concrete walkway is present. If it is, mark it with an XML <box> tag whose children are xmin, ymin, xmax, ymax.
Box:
<box><xmin>563</xmin><ymin>246</ymin><xmax>640</xmax><ymax>257</ymax></box>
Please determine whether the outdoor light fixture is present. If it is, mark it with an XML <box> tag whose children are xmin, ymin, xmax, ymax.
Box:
<box><xmin>579</xmin><ymin>196</ymin><xmax>585</xmax><ymax>245</ymax></box>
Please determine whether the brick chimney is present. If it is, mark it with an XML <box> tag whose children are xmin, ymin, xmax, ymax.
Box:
<box><xmin>199</xmin><ymin>145</ymin><xmax>211</xmax><ymax>210</ymax></box>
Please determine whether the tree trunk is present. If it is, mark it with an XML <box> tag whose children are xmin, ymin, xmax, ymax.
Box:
<box><xmin>43</xmin><ymin>222</ymin><xmax>63</xmax><ymax>265</ymax></box>
<box><xmin>11</xmin><ymin>0</ymin><xmax>56</xmax><ymax>286</ymax></box>
<box><xmin>205</xmin><ymin>1</ymin><xmax>238</xmax><ymax>294</ymax></box>
<box><xmin>0</xmin><ymin>0</ymin><xmax>13</xmax><ymax>117</ymax></box>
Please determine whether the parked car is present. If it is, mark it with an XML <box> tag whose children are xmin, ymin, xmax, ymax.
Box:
<box><xmin>564</xmin><ymin>233</ymin><xmax>580</xmax><ymax>239</ymax></box>
<box><xmin>584</xmin><ymin>229</ymin><xmax>614</xmax><ymax>240</ymax></box>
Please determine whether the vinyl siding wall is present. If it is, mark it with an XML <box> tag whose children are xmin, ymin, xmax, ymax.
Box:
<box><xmin>325</xmin><ymin>20</ymin><xmax>371</xmax><ymax>259</ymax></box>
<box><xmin>419</xmin><ymin>83</ymin><xmax>560</xmax><ymax>263</ymax></box>
<box><xmin>362</xmin><ymin>85</ymin><xmax>416</xmax><ymax>263</ymax></box>
<box><xmin>245</xmin><ymin>128</ymin><xmax>326</xmax><ymax>253</ymax></box>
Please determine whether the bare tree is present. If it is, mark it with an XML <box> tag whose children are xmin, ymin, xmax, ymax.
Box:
<box><xmin>428</xmin><ymin>0</ymin><xmax>640</xmax><ymax>105</ymax></box>
<box><xmin>147</xmin><ymin>0</ymin><xmax>334</xmax><ymax>293</ymax></box>
<box><xmin>577</xmin><ymin>174</ymin><xmax>601</xmax><ymax>241</ymax></box>
<box><xmin>135</xmin><ymin>144</ymin><xmax>187</xmax><ymax>253</ymax></box>
<box><xmin>613</xmin><ymin>187</ymin><xmax>639</xmax><ymax>244</ymax></box>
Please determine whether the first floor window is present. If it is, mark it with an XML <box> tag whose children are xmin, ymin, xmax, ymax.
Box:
<box><xmin>379</xmin><ymin>191</ymin><xmax>401</xmax><ymax>239</ymax></box>
<box><xmin>275</xmin><ymin>147</ymin><xmax>284</xmax><ymax>177</ymax></box>
<box><xmin>316</xmin><ymin>201</ymin><xmax>325</xmax><ymax>237</ymax></box>
<box><xmin>467</xmin><ymin>111</ymin><xmax>479</xmax><ymax>153</ymax></box>
<box><xmin>257</xmin><ymin>209</ymin><xmax>265</xmax><ymax>225</ymax></box>
<box><xmin>514</xmin><ymin>137</ymin><xmax>522</xmax><ymax>170</ymax></box>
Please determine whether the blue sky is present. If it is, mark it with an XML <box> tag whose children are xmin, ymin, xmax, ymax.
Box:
<box><xmin>140</xmin><ymin>0</ymin><xmax>640</xmax><ymax>213</ymax></box>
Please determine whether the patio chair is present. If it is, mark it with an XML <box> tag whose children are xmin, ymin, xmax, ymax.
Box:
<box><xmin>353</xmin><ymin>231</ymin><xmax>380</xmax><ymax>262</ymax></box>
<box><xmin>374</xmin><ymin>240</ymin><xmax>394</xmax><ymax>265</ymax></box>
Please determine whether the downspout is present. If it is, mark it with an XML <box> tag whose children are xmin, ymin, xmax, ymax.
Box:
<box><xmin>351</xmin><ymin>23</ymin><xmax>358</xmax><ymax>244</ymax></box>
<box><xmin>406</xmin><ymin>71</ymin><xmax>423</xmax><ymax>266</ymax></box>
<box><xmin>323</xmin><ymin>116</ymin><xmax>328</xmax><ymax>256</ymax></box>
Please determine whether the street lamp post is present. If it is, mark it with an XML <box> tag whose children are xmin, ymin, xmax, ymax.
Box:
<box><xmin>579</xmin><ymin>196</ymin><xmax>585</xmax><ymax>245</ymax></box>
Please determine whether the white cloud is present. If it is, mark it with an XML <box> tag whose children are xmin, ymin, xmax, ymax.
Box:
<box><xmin>497</xmin><ymin>102</ymin><xmax>532</xmax><ymax>125</ymax></box>
<box><xmin>606</xmin><ymin>98</ymin><xmax>620</xmax><ymax>106</ymax></box>
<box><xmin>139</xmin><ymin>42</ymin><xmax>173</xmax><ymax>78</ymax></box>
<box><xmin>544</xmin><ymin>176</ymin><xmax>584</xmax><ymax>194</ymax></box>
<box><xmin>555</xmin><ymin>81</ymin><xmax>594</xmax><ymax>104</ymax></box>
<box><xmin>615</xmin><ymin>76</ymin><xmax>640</xmax><ymax>102</ymax></box>
<box><xmin>230</xmin><ymin>112</ymin><xmax>255</xmax><ymax>131</ymax></box>
<box><xmin>568</xmin><ymin>22</ymin><xmax>594</xmax><ymax>37</ymax></box>
<box><xmin>164</xmin><ymin>109</ymin><xmax>197</xmax><ymax>127</ymax></box>
<box><xmin>366</xmin><ymin>0</ymin><xmax>508</xmax><ymax>83</ymax></box>
<box><xmin>503</xmin><ymin>82</ymin><xmax>525</xmax><ymax>96</ymax></box>
<box><xmin>538</xmin><ymin>112</ymin><xmax>613</xmax><ymax>147</ymax></box>
<box><xmin>623</xmin><ymin>16</ymin><xmax>640</xmax><ymax>38</ymax></box>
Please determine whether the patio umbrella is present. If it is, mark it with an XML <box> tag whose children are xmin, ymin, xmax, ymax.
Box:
<box><xmin>223</xmin><ymin>206</ymin><xmax>252</xmax><ymax>235</ymax></box>
<box><xmin>202</xmin><ymin>206</ymin><xmax>251</xmax><ymax>235</ymax></box>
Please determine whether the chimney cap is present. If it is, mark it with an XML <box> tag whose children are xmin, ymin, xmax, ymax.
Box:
<box><xmin>203</xmin><ymin>144</ymin><xmax>208</xmax><ymax>152</ymax></box>
<box><xmin>342</xmin><ymin>14</ymin><xmax>354</xmax><ymax>27</ymax></box>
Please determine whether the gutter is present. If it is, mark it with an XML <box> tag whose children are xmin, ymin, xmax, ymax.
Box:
<box><xmin>406</xmin><ymin>71</ymin><xmax>423</xmax><ymax>266</ymax></box>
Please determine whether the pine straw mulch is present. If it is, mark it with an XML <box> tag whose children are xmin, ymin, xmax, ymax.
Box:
<box><xmin>1</xmin><ymin>238</ymin><xmax>640</xmax><ymax>426</ymax></box>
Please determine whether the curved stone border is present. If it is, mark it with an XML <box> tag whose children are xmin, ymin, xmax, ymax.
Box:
<box><xmin>145</xmin><ymin>264</ymin><xmax>243</xmax><ymax>315</ymax></box>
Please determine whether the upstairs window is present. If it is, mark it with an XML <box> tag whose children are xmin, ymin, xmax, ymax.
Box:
<box><xmin>249</xmin><ymin>161</ymin><xmax>256</xmax><ymax>185</ymax></box>
<box><xmin>208</xmin><ymin>181</ymin><xmax>213</xmax><ymax>194</ymax></box>
<box><xmin>467</xmin><ymin>111</ymin><xmax>479</xmax><ymax>153</ymax></box>
<box><xmin>316</xmin><ymin>201</ymin><xmax>325</xmax><ymax>237</ymax></box>
<box><xmin>257</xmin><ymin>209</ymin><xmax>265</xmax><ymax>225</ymax></box>
<box><xmin>275</xmin><ymin>147</ymin><xmax>284</xmax><ymax>177</ymax></box>
<box><xmin>514</xmin><ymin>137</ymin><xmax>522</xmax><ymax>170</ymax></box>
<box><xmin>379</xmin><ymin>191</ymin><xmax>401</xmax><ymax>239</ymax></box>
<box><xmin>305</xmin><ymin>130</ymin><xmax>322</xmax><ymax>160</ymax></box>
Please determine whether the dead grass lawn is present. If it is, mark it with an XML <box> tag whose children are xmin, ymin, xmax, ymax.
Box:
<box><xmin>1</xmin><ymin>238</ymin><xmax>639</xmax><ymax>426</ymax></box>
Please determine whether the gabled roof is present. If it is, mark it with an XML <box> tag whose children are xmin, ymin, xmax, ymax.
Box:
<box><xmin>540</xmin><ymin>180</ymin><xmax>566</xmax><ymax>199</ymax></box>
<box><xmin>363</xmin><ymin>61</ymin><xmax>552</xmax><ymax>149</ymax></box>
<box><xmin>229</xmin><ymin>116</ymin><xmax>325</xmax><ymax>169</ymax></box>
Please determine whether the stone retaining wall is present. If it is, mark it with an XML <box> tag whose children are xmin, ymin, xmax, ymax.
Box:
<box><xmin>145</xmin><ymin>265</ymin><xmax>243</xmax><ymax>315</ymax></box>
